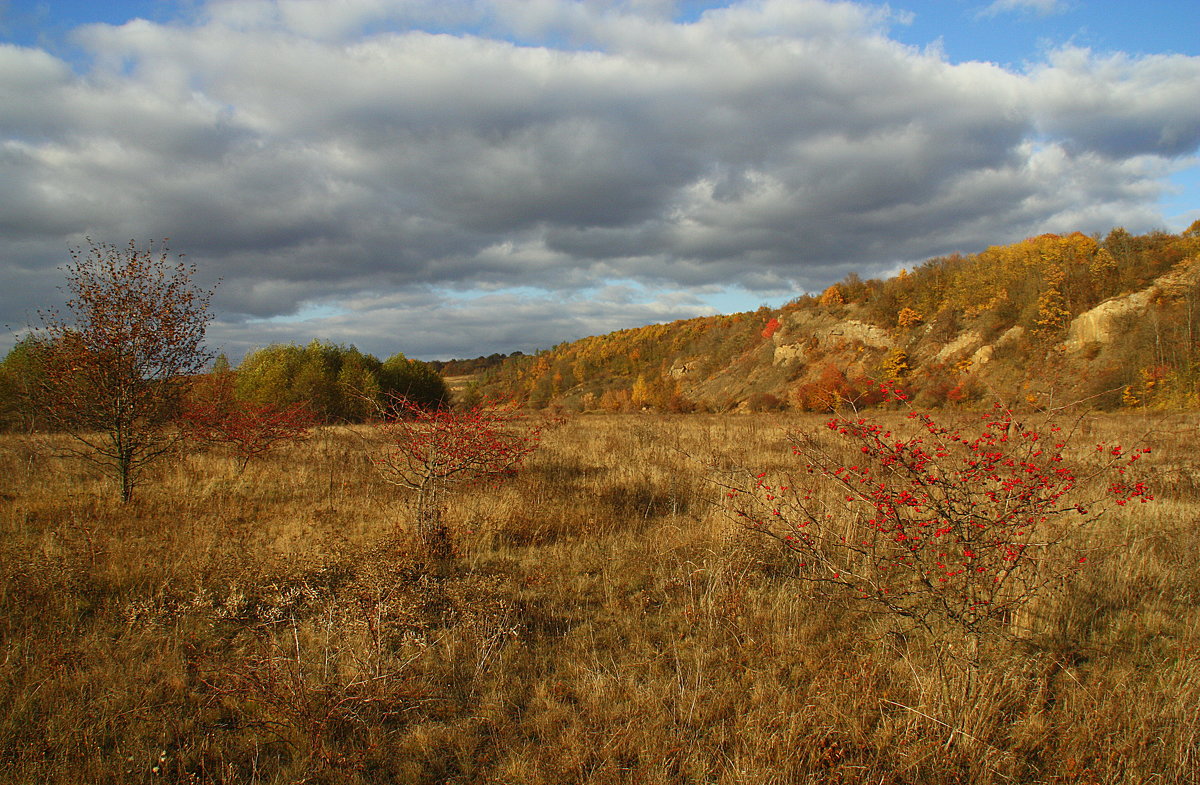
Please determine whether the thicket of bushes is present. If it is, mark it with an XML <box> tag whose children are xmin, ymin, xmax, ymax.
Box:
<box><xmin>233</xmin><ymin>341</ymin><xmax>448</xmax><ymax>423</ymax></box>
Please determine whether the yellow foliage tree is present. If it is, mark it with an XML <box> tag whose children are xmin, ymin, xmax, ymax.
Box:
<box><xmin>630</xmin><ymin>375</ymin><xmax>652</xmax><ymax>409</ymax></box>
<box><xmin>819</xmin><ymin>285</ymin><xmax>845</xmax><ymax>306</ymax></box>
<box><xmin>1033</xmin><ymin>264</ymin><xmax>1071</xmax><ymax>338</ymax></box>
<box><xmin>896</xmin><ymin>307</ymin><xmax>923</xmax><ymax>328</ymax></box>
<box><xmin>881</xmin><ymin>348</ymin><xmax>911</xmax><ymax>379</ymax></box>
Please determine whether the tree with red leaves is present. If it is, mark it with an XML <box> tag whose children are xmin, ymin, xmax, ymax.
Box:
<box><xmin>375</xmin><ymin>398</ymin><xmax>541</xmax><ymax>558</ymax></box>
<box><xmin>179</xmin><ymin>363</ymin><xmax>313</xmax><ymax>471</ymax></box>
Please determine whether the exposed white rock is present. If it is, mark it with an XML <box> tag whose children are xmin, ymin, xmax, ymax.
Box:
<box><xmin>1063</xmin><ymin>289</ymin><xmax>1153</xmax><ymax>353</ymax></box>
<box><xmin>935</xmin><ymin>330</ymin><xmax>983</xmax><ymax>363</ymax></box>
<box><xmin>834</xmin><ymin>320</ymin><xmax>893</xmax><ymax>350</ymax></box>
<box><xmin>772</xmin><ymin>316</ymin><xmax>892</xmax><ymax>365</ymax></box>
<box><xmin>1064</xmin><ymin>257</ymin><xmax>1200</xmax><ymax>354</ymax></box>
<box><xmin>772</xmin><ymin>343</ymin><xmax>807</xmax><ymax>365</ymax></box>
<box><xmin>971</xmin><ymin>326</ymin><xmax>1023</xmax><ymax>365</ymax></box>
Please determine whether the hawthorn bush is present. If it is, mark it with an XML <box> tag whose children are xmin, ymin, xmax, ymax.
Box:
<box><xmin>180</xmin><ymin>397</ymin><xmax>313</xmax><ymax>471</ymax></box>
<box><xmin>374</xmin><ymin>398</ymin><xmax>542</xmax><ymax>559</ymax></box>
<box><xmin>724</xmin><ymin>386</ymin><xmax>1153</xmax><ymax>648</ymax></box>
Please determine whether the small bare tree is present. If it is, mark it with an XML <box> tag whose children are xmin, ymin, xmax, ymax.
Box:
<box><xmin>374</xmin><ymin>397</ymin><xmax>542</xmax><ymax>559</ymax></box>
<box><xmin>34</xmin><ymin>239</ymin><xmax>215</xmax><ymax>501</ymax></box>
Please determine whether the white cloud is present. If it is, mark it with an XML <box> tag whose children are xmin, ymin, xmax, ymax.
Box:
<box><xmin>1028</xmin><ymin>47</ymin><xmax>1200</xmax><ymax>157</ymax></box>
<box><xmin>978</xmin><ymin>0</ymin><xmax>1069</xmax><ymax>18</ymax></box>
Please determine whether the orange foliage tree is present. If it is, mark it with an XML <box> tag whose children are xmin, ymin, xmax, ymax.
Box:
<box><xmin>34</xmin><ymin>240</ymin><xmax>215</xmax><ymax>501</ymax></box>
<box><xmin>896</xmin><ymin>307</ymin><xmax>923</xmax><ymax>328</ymax></box>
<box><xmin>818</xmin><ymin>285</ymin><xmax>845</xmax><ymax>306</ymax></box>
<box><xmin>792</xmin><ymin>364</ymin><xmax>884</xmax><ymax>412</ymax></box>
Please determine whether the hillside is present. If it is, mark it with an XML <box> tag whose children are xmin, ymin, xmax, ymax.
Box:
<box><xmin>458</xmin><ymin>225</ymin><xmax>1200</xmax><ymax>412</ymax></box>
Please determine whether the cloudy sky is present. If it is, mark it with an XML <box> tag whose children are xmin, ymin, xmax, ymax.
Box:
<box><xmin>2</xmin><ymin>0</ymin><xmax>1198</xmax><ymax>361</ymax></box>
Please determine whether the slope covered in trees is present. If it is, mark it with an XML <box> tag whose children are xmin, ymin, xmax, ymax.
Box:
<box><xmin>461</xmin><ymin>224</ymin><xmax>1200</xmax><ymax>412</ymax></box>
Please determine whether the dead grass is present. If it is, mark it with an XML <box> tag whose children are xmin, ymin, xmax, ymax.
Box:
<box><xmin>1</xmin><ymin>411</ymin><xmax>1197</xmax><ymax>784</ymax></box>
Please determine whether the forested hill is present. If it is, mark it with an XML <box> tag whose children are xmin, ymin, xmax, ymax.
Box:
<box><xmin>456</xmin><ymin>224</ymin><xmax>1200</xmax><ymax>412</ymax></box>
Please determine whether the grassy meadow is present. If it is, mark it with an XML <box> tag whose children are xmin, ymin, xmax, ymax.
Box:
<box><xmin>1</xmin><ymin>411</ymin><xmax>1198</xmax><ymax>784</ymax></box>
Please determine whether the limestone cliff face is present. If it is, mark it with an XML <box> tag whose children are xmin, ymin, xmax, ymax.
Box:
<box><xmin>772</xmin><ymin>313</ymin><xmax>892</xmax><ymax>366</ymax></box>
<box><xmin>1063</xmin><ymin>290</ymin><xmax>1153</xmax><ymax>353</ymax></box>
<box><xmin>1065</xmin><ymin>258</ymin><xmax>1200</xmax><ymax>354</ymax></box>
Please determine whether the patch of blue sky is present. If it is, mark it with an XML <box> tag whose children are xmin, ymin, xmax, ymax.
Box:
<box><xmin>699</xmin><ymin>289</ymin><xmax>796</xmax><ymax>316</ymax></box>
<box><xmin>885</xmin><ymin>0</ymin><xmax>1198</xmax><ymax>66</ymax></box>
<box><xmin>1161</xmin><ymin>162</ymin><xmax>1200</xmax><ymax>231</ymax></box>
<box><xmin>671</xmin><ymin>1</ymin><xmax>741</xmax><ymax>24</ymax></box>
<box><xmin>2</xmin><ymin>1</ymin><xmax>165</xmax><ymax>44</ymax></box>
<box><xmin>10</xmin><ymin>1</ymin><xmax>1196</xmax><ymax>65</ymax></box>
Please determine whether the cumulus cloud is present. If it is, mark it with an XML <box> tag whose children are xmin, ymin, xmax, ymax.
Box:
<box><xmin>1029</xmin><ymin>47</ymin><xmax>1200</xmax><ymax>158</ymax></box>
<box><xmin>1</xmin><ymin>0</ymin><xmax>1198</xmax><ymax>359</ymax></box>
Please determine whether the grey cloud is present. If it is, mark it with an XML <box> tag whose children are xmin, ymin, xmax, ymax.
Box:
<box><xmin>1</xmin><ymin>0</ymin><xmax>1198</xmax><ymax>360</ymax></box>
<box><xmin>214</xmin><ymin>285</ymin><xmax>712</xmax><ymax>360</ymax></box>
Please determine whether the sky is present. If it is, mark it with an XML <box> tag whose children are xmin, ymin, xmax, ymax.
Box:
<box><xmin>1</xmin><ymin>0</ymin><xmax>1198</xmax><ymax>362</ymax></box>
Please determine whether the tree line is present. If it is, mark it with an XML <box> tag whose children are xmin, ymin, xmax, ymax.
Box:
<box><xmin>1</xmin><ymin>336</ymin><xmax>448</xmax><ymax>433</ymax></box>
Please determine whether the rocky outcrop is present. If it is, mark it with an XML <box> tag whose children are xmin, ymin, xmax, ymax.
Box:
<box><xmin>934</xmin><ymin>330</ymin><xmax>983</xmax><ymax>364</ymax></box>
<box><xmin>1064</xmin><ymin>258</ymin><xmax>1199</xmax><ymax>353</ymax></box>
<box><xmin>1063</xmin><ymin>290</ymin><xmax>1153</xmax><ymax>353</ymax></box>
<box><xmin>668</xmin><ymin>360</ymin><xmax>700</xmax><ymax>379</ymax></box>
<box><xmin>831</xmin><ymin>320</ymin><xmax>893</xmax><ymax>350</ymax></box>
<box><xmin>772</xmin><ymin>342</ymin><xmax>809</xmax><ymax>365</ymax></box>
<box><xmin>971</xmin><ymin>326</ymin><xmax>1023</xmax><ymax>366</ymax></box>
<box><xmin>773</xmin><ymin>313</ymin><xmax>892</xmax><ymax>365</ymax></box>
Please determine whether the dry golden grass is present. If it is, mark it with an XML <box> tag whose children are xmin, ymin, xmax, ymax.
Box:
<box><xmin>1</xmin><ymin>411</ymin><xmax>1198</xmax><ymax>784</ymax></box>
